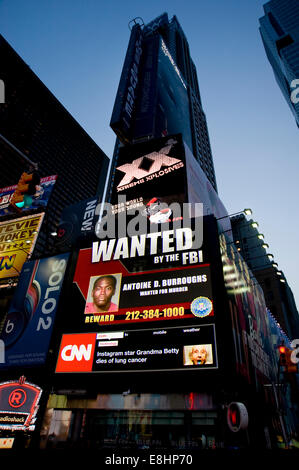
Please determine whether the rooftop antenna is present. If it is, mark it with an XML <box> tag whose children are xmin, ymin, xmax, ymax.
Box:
<box><xmin>128</xmin><ymin>17</ymin><xmax>144</xmax><ymax>31</ymax></box>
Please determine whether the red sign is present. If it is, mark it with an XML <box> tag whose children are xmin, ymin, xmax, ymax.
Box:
<box><xmin>0</xmin><ymin>378</ymin><xmax>42</xmax><ymax>430</ymax></box>
<box><xmin>56</xmin><ymin>333</ymin><xmax>97</xmax><ymax>373</ymax></box>
<box><xmin>73</xmin><ymin>249</ymin><xmax>213</xmax><ymax>327</ymax></box>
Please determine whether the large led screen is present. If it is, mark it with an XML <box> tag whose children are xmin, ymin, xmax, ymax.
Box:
<box><xmin>0</xmin><ymin>253</ymin><xmax>69</xmax><ymax>368</ymax></box>
<box><xmin>0</xmin><ymin>213</ymin><xmax>44</xmax><ymax>283</ymax></box>
<box><xmin>56</xmin><ymin>324</ymin><xmax>218</xmax><ymax>373</ymax></box>
<box><xmin>73</xmin><ymin>248</ymin><xmax>213</xmax><ymax>327</ymax></box>
<box><xmin>109</xmin><ymin>134</ymin><xmax>187</xmax><ymax>216</ymax></box>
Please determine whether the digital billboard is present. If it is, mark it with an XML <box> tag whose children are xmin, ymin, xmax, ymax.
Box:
<box><xmin>219</xmin><ymin>234</ymin><xmax>278</xmax><ymax>383</ymax></box>
<box><xmin>0</xmin><ymin>175</ymin><xmax>57</xmax><ymax>217</ymax></box>
<box><xmin>55</xmin><ymin>324</ymin><xmax>218</xmax><ymax>373</ymax></box>
<box><xmin>73</xmin><ymin>248</ymin><xmax>213</xmax><ymax>327</ymax></box>
<box><xmin>0</xmin><ymin>213</ymin><xmax>44</xmax><ymax>282</ymax></box>
<box><xmin>109</xmin><ymin>134</ymin><xmax>187</xmax><ymax>216</ymax></box>
<box><xmin>0</xmin><ymin>253</ymin><xmax>69</xmax><ymax>368</ymax></box>
<box><xmin>0</xmin><ymin>378</ymin><xmax>42</xmax><ymax>431</ymax></box>
<box><xmin>55</xmin><ymin>196</ymin><xmax>99</xmax><ymax>250</ymax></box>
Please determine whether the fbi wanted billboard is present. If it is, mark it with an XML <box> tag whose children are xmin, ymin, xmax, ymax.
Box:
<box><xmin>73</xmin><ymin>248</ymin><xmax>214</xmax><ymax>327</ymax></box>
<box><xmin>0</xmin><ymin>213</ymin><xmax>44</xmax><ymax>283</ymax></box>
<box><xmin>0</xmin><ymin>253</ymin><xmax>69</xmax><ymax>368</ymax></box>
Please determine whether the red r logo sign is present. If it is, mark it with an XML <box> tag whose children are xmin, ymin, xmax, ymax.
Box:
<box><xmin>8</xmin><ymin>389</ymin><xmax>27</xmax><ymax>408</ymax></box>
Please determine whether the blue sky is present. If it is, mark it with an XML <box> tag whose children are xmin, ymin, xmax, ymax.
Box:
<box><xmin>1</xmin><ymin>0</ymin><xmax>299</xmax><ymax>309</ymax></box>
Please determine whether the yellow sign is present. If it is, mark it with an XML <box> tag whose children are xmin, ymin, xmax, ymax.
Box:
<box><xmin>0</xmin><ymin>213</ymin><xmax>44</xmax><ymax>280</ymax></box>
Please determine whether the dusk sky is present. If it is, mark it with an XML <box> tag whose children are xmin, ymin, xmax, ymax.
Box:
<box><xmin>1</xmin><ymin>0</ymin><xmax>298</xmax><ymax>309</ymax></box>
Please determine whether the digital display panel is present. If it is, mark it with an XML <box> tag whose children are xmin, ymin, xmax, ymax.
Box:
<box><xmin>73</xmin><ymin>249</ymin><xmax>213</xmax><ymax>327</ymax></box>
<box><xmin>0</xmin><ymin>379</ymin><xmax>42</xmax><ymax>431</ymax></box>
<box><xmin>110</xmin><ymin>134</ymin><xmax>187</xmax><ymax>214</ymax></box>
<box><xmin>0</xmin><ymin>213</ymin><xmax>44</xmax><ymax>282</ymax></box>
<box><xmin>55</xmin><ymin>324</ymin><xmax>218</xmax><ymax>373</ymax></box>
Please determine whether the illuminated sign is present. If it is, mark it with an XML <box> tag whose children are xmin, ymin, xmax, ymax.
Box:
<box><xmin>74</xmin><ymin>250</ymin><xmax>212</xmax><ymax>326</ymax></box>
<box><xmin>227</xmin><ymin>402</ymin><xmax>249</xmax><ymax>433</ymax></box>
<box><xmin>0</xmin><ymin>253</ymin><xmax>69</xmax><ymax>368</ymax></box>
<box><xmin>161</xmin><ymin>39</ymin><xmax>186</xmax><ymax>89</ymax></box>
<box><xmin>0</xmin><ymin>213</ymin><xmax>44</xmax><ymax>281</ymax></box>
<box><xmin>116</xmin><ymin>138</ymin><xmax>183</xmax><ymax>191</ymax></box>
<box><xmin>0</xmin><ymin>175</ymin><xmax>57</xmax><ymax>217</ymax></box>
<box><xmin>110</xmin><ymin>135</ymin><xmax>186</xmax><ymax>214</ymax></box>
<box><xmin>0</xmin><ymin>438</ymin><xmax>14</xmax><ymax>449</ymax></box>
<box><xmin>0</xmin><ymin>377</ymin><xmax>42</xmax><ymax>431</ymax></box>
<box><xmin>92</xmin><ymin>228</ymin><xmax>199</xmax><ymax>263</ymax></box>
<box><xmin>56</xmin><ymin>197</ymin><xmax>98</xmax><ymax>250</ymax></box>
<box><xmin>56</xmin><ymin>324</ymin><xmax>218</xmax><ymax>373</ymax></box>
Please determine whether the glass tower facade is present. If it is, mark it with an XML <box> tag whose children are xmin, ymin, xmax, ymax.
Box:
<box><xmin>107</xmin><ymin>13</ymin><xmax>218</xmax><ymax>202</ymax></box>
<box><xmin>259</xmin><ymin>0</ymin><xmax>299</xmax><ymax>127</ymax></box>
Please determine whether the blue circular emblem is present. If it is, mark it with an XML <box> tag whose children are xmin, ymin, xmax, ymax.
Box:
<box><xmin>191</xmin><ymin>296</ymin><xmax>213</xmax><ymax>318</ymax></box>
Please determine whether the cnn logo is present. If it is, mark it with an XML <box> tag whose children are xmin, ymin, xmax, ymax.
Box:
<box><xmin>61</xmin><ymin>344</ymin><xmax>93</xmax><ymax>362</ymax></box>
<box><xmin>56</xmin><ymin>333</ymin><xmax>96</xmax><ymax>372</ymax></box>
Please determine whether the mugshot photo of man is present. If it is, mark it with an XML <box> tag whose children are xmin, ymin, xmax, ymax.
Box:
<box><xmin>85</xmin><ymin>274</ymin><xmax>121</xmax><ymax>314</ymax></box>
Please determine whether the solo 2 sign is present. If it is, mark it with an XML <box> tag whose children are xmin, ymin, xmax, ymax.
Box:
<box><xmin>0</xmin><ymin>253</ymin><xmax>69</xmax><ymax>368</ymax></box>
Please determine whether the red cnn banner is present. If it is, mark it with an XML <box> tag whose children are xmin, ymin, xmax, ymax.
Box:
<box><xmin>56</xmin><ymin>333</ymin><xmax>97</xmax><ymax>373</ymax></box>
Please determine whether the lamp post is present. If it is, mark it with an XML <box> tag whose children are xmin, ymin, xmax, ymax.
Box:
<box><xmin>216</xmin><ymin>208</ymin><xmax>252</xmax><ymax>221</ymax></box>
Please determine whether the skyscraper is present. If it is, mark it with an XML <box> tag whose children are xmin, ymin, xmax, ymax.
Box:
<box><xmin>0</xmin><ymin>35</ymin><xmax>109</xmax><ymax>259</ymax></box>
<box><xmin>231</xmin><ymin>214</ymin><xmax>299</xmax><ymax>338</ymax></box>
<box><xmin>259</xmin><ymin>0</ymin><xmax>299</xmax><ymax>127</ymax></box>
<box><xmin>107</xmin><ymin>13</ymin><xmax>218</xmax><ymax>202</ymax></box>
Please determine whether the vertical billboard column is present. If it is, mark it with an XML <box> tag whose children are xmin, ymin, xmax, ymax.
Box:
<box><xmin>0</xmin><ymin>253</ymin><xmax>69</xmax><ymax>368</ymax></box>
<box><xmin>0</xmin><ymin>213</ymin><xmax>45</xmax><ymax>285</ymax></box>
<box><xmin>110</xmin><ymin>24</ymin><xmax>143</xmax><ymax>143</ymax></box>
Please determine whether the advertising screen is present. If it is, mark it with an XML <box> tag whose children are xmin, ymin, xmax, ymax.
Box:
<box><xmin>55</xmin><ymin>196</ymin><xmax>99</xmax><ymax>250</ymax></box>
<box><xmin>0</xmin><ymin>253</ymin><xmax>69</xmax><ymax>368</ymax></box>
<box><xmin>0</xmin><ymin>213</ymin><xmax>44</xmax><ymax>282</ymax></box>
<box><xmin>110</xmin><ymin>134</ymin><xmax>187</xmax><ymax>216</ymax></box>
<box><xmin>56</xmin><ymin>324</ymin><xmax>218</xmax><ymax>373</ymax></box>
<box><xmin>0</xmin><ymin>379</ymin><xmax>42</xmax><ymax>431</ymax></box>
<box><xmin>73</xmin><ymin>248</ymin><xmax>213</xmax><ymax>327</ymax></box>
<box><xmin>219</xmin><ymin>234</ymin><xmax>278</xmax><ymax>383</ymax></box>
<box><xmin>0</xmin><ymin>175</ymin><xmax>57</xmax><ymax>217</ymax></box>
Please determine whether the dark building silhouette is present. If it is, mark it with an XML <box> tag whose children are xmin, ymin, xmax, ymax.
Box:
<box><xmin>231</xmin><ymin>214</ymin><xmax>299</xmax><ymax>339</ymax></box>
<box><xmin>0</xmin><ymin>34</ymin><xmax>109</xmax><ymax>259</ymax></box>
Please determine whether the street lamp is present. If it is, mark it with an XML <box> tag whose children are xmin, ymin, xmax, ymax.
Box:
<box><xmin>217</xmin><ymin>208</ymin><xmax>252</xmax><ymax>221</ymax></box>
<box><xmin>221</xmin><ymin>221</ymin><xmax>259</xmax><ymax>235</ymax></box>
